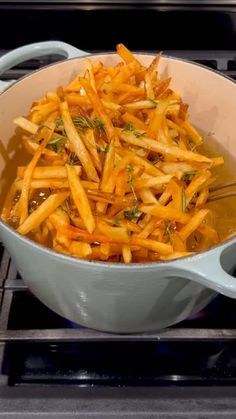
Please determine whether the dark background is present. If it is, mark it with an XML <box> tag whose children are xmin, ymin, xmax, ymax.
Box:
<box><xmin>0</xmin><ymin>3</ymin><xmax>236</xmax><ymax>52</ymax></box>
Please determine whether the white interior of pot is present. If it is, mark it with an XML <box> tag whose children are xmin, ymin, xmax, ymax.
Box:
<box><xmin>0</xmin><ymin>53</ymin><xmax>236</xmax><ymax>192</ymax></box>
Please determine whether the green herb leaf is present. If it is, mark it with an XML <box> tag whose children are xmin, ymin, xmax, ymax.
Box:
<box><xmin>47</xmin><ymin>137</ymin><xmax>65</xmax><ymax>153</ymax></box>
<box><xmin>182</xmin><ymin>190</ymin><xmax>187</xmax><ymax>212</ymax></box>
<box><xmin>93</xmin><ymin>118</ymin><xmax>105</xmax><ymax>134</ymax></box>
<box><xmin>122</xmin><ymin>123</ymin><xmax>145</xmax><ymax>138</ymax></box>
<box><xmin>182</xmin><ymin>170</ymin><xmax>197</xmax><ymax>184</ymax></box>
<box><xmin>124</xmin><ymin>207</ymin><xmax>139</xmax><ymax>221</ymax></box>
<box><xmin>187</xmin><ymin>137</ymin><xmax>197</xmax><ymax>151</ymax></box>
<box><xmin>123</xmin><ymin>193</ymin><xmax>140</xmax><ymax>221</ymax></box>
<box><xmin>148</xmin><ymin>98</ymin><xmax>158</xmax><ymax>107</ymax></box>
<box><xmin>69</xmin><ymin>152</ymin><xmax>81</xmax><ymax>165</ymax></box>
<box><xmin>97</xmin><ymin>145</ymin><xmax>109</xmax><ymax>153</ymax></box>
<box><xmin>128</xmin><ymin>174</ymin><xmax>135</xmax><ymax>192</ymax></box>
<box><xmin>73</xmin><ymin>117</ymin><xmax>94</xmax><ymax>129</ymax></box>
<box><xmin>55</xmin><ymin>118</ymin><xmax>63</xmax><ymax>128</ymax></box>
<box><xmin>126</xmin><ymin>165</ymin><xmax>134</xmax><ymax>173</ymax></box>
<box><xmin>126</xmin><ymin>165</ymin><xmax>138</xmax><ymax>205</ymax></box>
<box><xmin>114</xmin><ymin>217</ymin><xmax>120</xmax><ymax>226</ymax></box>
<box><xmin>73</xmin><ymin>116</ymin><xmax>105</xmax><ymax>136</ymax></box>
<box><xmin>48</xmin><ymin>137</ymin><xmax>64</xmax><ymax>145</ymax></box>
<box><xmin>122</xmin><ymin>123</ymin><xmax>135</xmax><ymax>132</ymax></box>
<box><xmin>59</xmin><ymin>206</ymin><xmax>67</xmax><ymax>213</ymax></box>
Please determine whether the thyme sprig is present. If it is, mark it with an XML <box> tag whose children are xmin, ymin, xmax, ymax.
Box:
<box><xmin>124</xmin><ymin>165</ymin><xmax>140</xmax><ymax>221</ymax></box>
<box><xmin>182</xmin><ymin>190</ymin><xmax>187</xmax><ymax>212</ymax></box>
<box><xmin>73</xmin><ymin>116</ymin><xmax>105</xmax><ymax>135</ymax></box>
<box><xmin>122</xmin><ymin>123</ymin><xmax>146</xmax><ymax>138</ymax></box>
<box><xmin>47</xmin><ymin>137</ymin><xmax>65</xmax><ymax>153</ymax></box>
<box><xmin>97</xmin><ymin>145</ymin><xmax>109</xmax><ymax>153</ymax></box>
<box><xmin>182</xmin><ymin>170</ymin><xmax>197</xmax><ymax>184</ymax></box>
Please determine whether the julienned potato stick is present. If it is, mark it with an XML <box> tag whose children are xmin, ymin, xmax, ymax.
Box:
<box><xmin>131</xmin><ymin>237</ymin><xmax>173</xmax><ymax>255</ymax></box>
<box><xmin>80</xmin><ymin>77</ymin><xmax>118</xmax><ymax>143</ymax></box>
<box><xmin>14</xmin><ymin>116</ymin><xmax>38</xmax><ymax>134</ymax></box>
<box><xmin>179</xmin><ymin>209</ymin><xmax>209</xmax><ymax>241</ymax></box>
<box><xmin>18</xmin><ymin>121</ymin><xmax>55</xmax><ymax>224</ymax></box>
<box><xmin>66</xmin><ymin>165</ymin><xmax>95</xmax><ymax>234</ymax></box>
<box><xmin>134</xmin><ymin>174</ymin><xmax>175</xmax><ymax>190</ymax></box>
<box><xmin>122</xmin><ymin>245</ymin><xmax>132</xmax><ymax>263</ymax></box>
<box><xmin>139</xmin><ymin>203</ymin><xmax>190</xmax><ymax>224</ymax></box>
<box><xmin>138</xmin><ymin>188</ymin><xmax>158</xmax><ymax>204</ymax></box>
<box><xmin>185</xmin><ymin>170</ymin><xmax>212</xmax><ymax>206</ymax></box>
<box><xmin>17</xmin><ymin>192</ymin><xmax>69</xmax><ymax>235</ymax></box>
<box><xmin>119</xmin><ymin>131</ymin><xmax>213</xmax><ymax>165</ymax></box>
<box><xmin>122</xmin><ymin>112</ymin><xmax>147</xmax><ymax>131</ymax></box>
<box><xmin>60</xmin><ymin>101</ymin><xmax>99</xmax><ymax>182</ymax></box>
<box><xmin>2</xmin><ymin>44</ymin><xmax>224</xmax><ymax>263</ymax></box>
<box><xmin>160</xmin><ymin>251</ymin><xmax>195</xmax><ymax>260</ymax></box>
<box><xmin>15</xmin><ymin>179</ymin><xmax>99</xmax><ymax>192</ymax></box>
<box><xmin>17</xmin><ymin>165</ymin><xmax>82</xmax><ymax>179</ymax></box>
<box><xmin>116</xmin><ymin>43</ymin><xmax>142</xmax><ymax>66</ymax></box>
<box><xmin>69</xmin><ymin>241</ymin><xmax>92</xmax><ymax>257</ymax></box>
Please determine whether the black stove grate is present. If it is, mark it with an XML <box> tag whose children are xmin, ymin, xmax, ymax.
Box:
<box><xmin>1</xmin><ymin>50</ymin><xmax>236</xmax><ymax>81</ymax></box>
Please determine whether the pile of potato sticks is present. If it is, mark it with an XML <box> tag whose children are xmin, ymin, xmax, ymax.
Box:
<box><xmin>1</xmin><ymin>44</ymin><xmax>224</xmax><ymax>263</ymax></box>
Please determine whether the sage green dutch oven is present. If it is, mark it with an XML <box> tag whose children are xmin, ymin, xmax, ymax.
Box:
<box><xmin>0</xmin><ymin>41</ymin><xmax>236</xmax><ymax>333</ymax></box>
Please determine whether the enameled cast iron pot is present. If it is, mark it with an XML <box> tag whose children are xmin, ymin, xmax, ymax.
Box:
<box><xmin>0</xmin><ymin>41</ymin><xmax>236</xmax><ymax>333</ymax></box>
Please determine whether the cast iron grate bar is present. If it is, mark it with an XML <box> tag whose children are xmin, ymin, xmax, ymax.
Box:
<box><xmin>8</xmin><ymin>375</ymin><xmax>236</xmax><ymax>387</ymax></box>
<box><xmin>2</xmin><ymin>0</ymin><xmax>236</xmax><ymax>5</ymax></box>
<box><xmin>1</xmin><ymin>50</ymin><xmax>236</xmax><ymax>80</ymax></box>
<box><xmin>1</xmin><ymin>328</ymin><xmax>236</xmax><ymax>342</ymax></box>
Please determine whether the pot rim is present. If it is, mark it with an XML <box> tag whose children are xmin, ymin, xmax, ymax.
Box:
<box><xmin>1</xmin><ymin>51</ymin><xmax>236</xmax><ymax>270</ymax></box>
<box><xmin>1</xmin><ymin>51</ymin><xmax>235</xmax><ymax>96</ymax></box>
<box><xmin>1</xmin><ymin>217</ymin><xmax>236</xmax><ymax>270</ymax></box>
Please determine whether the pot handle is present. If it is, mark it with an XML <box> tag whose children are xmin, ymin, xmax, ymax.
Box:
<box><xmin>0</xmin><ymin>41</ymin><xmax>88</xmax><ymax>76</ymax></box>
<box><xmin>172</xmin><ymin>238</ymin><xmax>236</xmax><ymax>298</ymax></box>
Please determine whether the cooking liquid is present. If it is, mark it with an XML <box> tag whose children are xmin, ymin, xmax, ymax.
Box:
<box><xmin>1</xmin><ymin>130</ymin><xmax>236</xmax><ymax>250</ymax></box>
<box><xmin>0</xmin><ymin>129</ymin><xmax>51</xmax><ymax>229</ymax></box>
<box><xmin>200</xmin><ymin>133</ymin><xmax>236</xmax><ymax>241</ymax></box>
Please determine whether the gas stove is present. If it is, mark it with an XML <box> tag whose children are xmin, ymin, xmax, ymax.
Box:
<box><xmin>1</xmin><ymin>1</ymin><xmax>236</xmax><ymax>417</ymax></box>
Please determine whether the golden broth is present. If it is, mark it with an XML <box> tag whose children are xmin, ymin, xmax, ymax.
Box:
<box><xmin>0</xmin><ymin>129</ymin><xmax>29</xmax><ymax>209</ymax></box>
<box><xmin>200</xmin><ymin>132</ymin><xmax>236</xmax><ymax>240</ymax></box>
<box><xmin>1</xmin><ymin>130</ymin><xmax>236</xmax><ymax>243</ymax></box>
<box><xmin>0</xmin><ymin>115</ymin><xmax>236</xmax><ymax>268</ymax></box>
